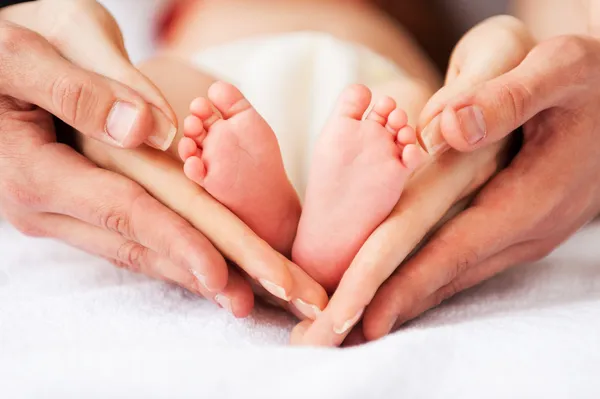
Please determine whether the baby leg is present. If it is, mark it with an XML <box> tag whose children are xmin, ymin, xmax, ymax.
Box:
<box><xmin>292</xmin><ymin>80</ymin><xmax>432</xmax><ymax>292</ymax></box>
<box><xmin>141</xmin><ymin>58</ymin><xmax>301</xmax><ymax>256</ymax></box>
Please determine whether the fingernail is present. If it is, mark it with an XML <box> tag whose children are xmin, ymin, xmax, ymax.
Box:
<box><xmin>456</xmin><ymin>105</ymin><xmax>486</xmax><ymax>145</ymax></box>
<box><xmin>292</xmin><ymin>298</ymin><xmax>322</xmax><ymax>320</ymax></box>
<box><xmin>259</xmin><ymin>278</ymin><xmax>291</xmax><ymax>301</ymax></box>
<box><xmin>105</xmin><ymin>101</ymin><xmax>139</xmax><ymax>146</ymax></box>
<box><xmin>146</xmin><ymin>106</ymin><xmax>177</xmax><ymax>151</ymax></box>
<box><xmin>215</xmin><ymin>294</ymin><xmax>232</xmax><ymax>312</ymax></box>
<box><xmin>419</xmin><ymin>114</ymin><xmax>449</xmax><ymax>156</ymax></box>
<box><xmin>190</xmin><ymin>269</ymin><xmax>217</xmax><ymax>293</ymax></box>
<box><xmin>333</xmin><ymin>308</ymin><xmax>364</xmax><ymax>335</ymax></box>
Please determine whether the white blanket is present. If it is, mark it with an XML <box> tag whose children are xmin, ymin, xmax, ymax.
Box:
<box><xmin>2</xmin><ymin>219</ymin><xmax>600</xmax><ymax>398</ymax></box>
<box><xmin>1</xmin><ymin>1</ymin><xmax>600</xmax><ymax>397</ymax></box>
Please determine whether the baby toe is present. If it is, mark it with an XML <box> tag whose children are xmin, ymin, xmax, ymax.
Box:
<box><xmin>178</xmin><ymin>136</ymin><xmax>201</xmax><ymax>162</ymax></box>
<box><xmin>401</xmin><ymin>144</ymin><xmax>426</xmax><ymax>171</ymax></box>
<box><xmin>366</xmin><ymin>96</ymin><xmax>396</xmax><ymax>126</ymax></box>
<box><xmin>396</xmin><ymin>125</ymin><xmax>416</xmax><ymax>146</ymax></box>
<box><xmin>183</xmin><ymin>155</ymin><xmax>207</xmax><ymax>186</ymax></box>
<box><xmin>183</xmin><ymin>115</ymin><xmax>206</xmax><ymax>138</ymax></box>
<box><xmin>207</xmin><ymin>81</ymin><xmax>253</xmax><ymax>119</ymax></box>
<box><xmin>385</xmin><ymin>108</ymin><xmax>408</xmax><ymax>134</ymax></box>
<box><xmin>190</xmin><ymin>97</ymin><xmax>221</xmax><ymax>129</ymax></box>
<box><xmin>334</xmin><ymin>84</ymin><xmax>373</xmax><ymax>120</ymax></box>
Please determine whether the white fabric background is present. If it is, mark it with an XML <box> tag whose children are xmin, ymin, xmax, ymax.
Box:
<box><xmin>1</xmin><ymin>1</ymin><xmax>599</xmax><ymax>398</ymax></box>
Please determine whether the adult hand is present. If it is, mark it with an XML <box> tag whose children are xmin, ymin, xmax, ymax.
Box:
<box><xmin>0</xmin><ymin>1</ymin><xmax>245</xmax><ymax>315</ymax></box>
<box><xmin>359</xmin><ymin>34</ymin><xmax>600</xmax><ymax>338</ymax></box>
<box><xmin>0</xmin><ymin>0</ymin><xmax>177</xmax><ymax>148</ymax></box>
<box><xmin>292</xmin><ymin>16</ymin><xmax>537</xmax><ymax>345</ymax></box>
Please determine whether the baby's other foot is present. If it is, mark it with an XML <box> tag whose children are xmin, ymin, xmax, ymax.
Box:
<box><xmin>292</xmin><ymin>84</ymin><xmax>424</xmax><ymax>292</ymax></box>
<box><xmin>178</xmin><ymin>81</ymin><xmax>301</xmax><ymax>255</ymax></box>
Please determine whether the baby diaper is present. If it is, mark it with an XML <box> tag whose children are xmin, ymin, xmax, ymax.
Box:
<box><xmin>191</xmin><ymin>32</ymin><xmax>408</xmax><ymax>198</ymax></box>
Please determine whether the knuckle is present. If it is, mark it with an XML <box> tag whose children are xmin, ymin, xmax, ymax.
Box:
<box><xmin>98</xmin><ymin>182</ymin><xmax>145</xmax><ymax>238</ymax></box>
<box><xmin>116</xmin><ymin>241</ymin><xmax>147</xmax><ymax>274</ymax></box>
<box><xmin>453</xmin><ymin>247</ymin><xmax>480</xmax><ymax>277</ymax></box>
<box><xmin>0</xmin><ymin>178</ymin><xmax>44</xmax><ymax>209</ymax></box>
<box><xmin>429</xmin><ymin>237</ymin><xmax>480</xmax><ymax>282</ymax></box>
<box><xmin>51</xmin><ymin>74</ymin><xmax>98</xmax><ymax>127</ymax></box>
<box><xmin>495</xmin><ymin>80</ymin><xmax>530</xmax><ymax>128</ymax></box>
<box><xmin>102</xmin><ymin>209</ymin><xmax>131</xmax><ymax>237</ymax></box>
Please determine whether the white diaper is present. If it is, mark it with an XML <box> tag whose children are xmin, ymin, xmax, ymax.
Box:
<box><xmin>191</xmin><ymin>32</ymin><xmax>407</xmax><ymax>198</ymax></box>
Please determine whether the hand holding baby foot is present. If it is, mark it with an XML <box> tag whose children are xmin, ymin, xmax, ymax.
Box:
<box><xmin>292</xmin><ymin>16</ymin><xmax>533</xmax><ymax>347</ymax></box>
<box><xmin>292</xmin><ymin>84</ymin><xmax>424</xmax><ymax>292</ymax></box>
<box><xmin>179</xmin><ymin>82</ymin><xmax>301</xmax><ymax>256</ymax></box>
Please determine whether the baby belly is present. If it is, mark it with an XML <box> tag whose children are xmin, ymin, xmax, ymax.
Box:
<box><xmin>163</xmin><ymin>0</ymin><xmax>440</xmax><ymax>89</ymax></box>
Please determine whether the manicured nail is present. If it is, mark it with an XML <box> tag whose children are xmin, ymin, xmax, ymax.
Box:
<box><xmin>333</xmin><ymin>308</ymin><xmax>364</xmax><ymax>335</ymax></box>
<box><xmin>456</xmin><ymin>105</ymin><xmax>486</xmax><ymax>145</ymax></box>
<box><xmin>292</xmin><ymin>298</ymin><xmax>322</xmax><ymax>320</ymax></box>
<box><xmin>259</xmin><ymin>278</ymin><xmax>291</xmax><ymax>301</ymax></box>
<box><xmin>190</xmin><ymin>269</ymin><xmax>217</xmax><ymax>292</ymax></box>
<box><xmin>419</xmin><ymin>114</ymin><xmax>449</xmax><ymax>156</ymax></box>
<box><xmin>146</xmin><ymin>106</ymin><xmax>177</xmax><ymax>151</ymax></box>
<box><xmin>215</xmin><ymin>294</ymin><xmax>232</xmax><ymax>312</ymax></box>
<box><xmin>105</xmin><ymin>101</ymin><xmax>139</xmax><ymax>146</ymax></box>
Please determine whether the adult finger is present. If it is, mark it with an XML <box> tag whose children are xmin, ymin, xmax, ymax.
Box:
<box><xmin>34</xmin><ymin>211</ymin><xmax>254</xmax><ymax>316</ymax></box>
<box><xmin>418</xmin><ymin>16</ymin><xmax>533</xmax><ymax>154</ymax></box>
<box><xmin>2</xmin><ymin>0</ymin><xmax>177</xmax><ymax>150</ymax></box>
<box><xmin>366</xmin><ymin>240</ymin><xmax>551</xmax><ymax>339</ymax></box>
<box><xmin>14</xmin><ymin>141</ymin><xmax>230</xmax><ymax>293</ymax></box>
<box><xmin>421</xmin><ymin>36</ymin><xmax>597</xmax><ymax>153</ymax></box>
<box><xmin>361</xmin><ymin>227</ymin><xmax>530</xmax><ymax>340</ymax></box>
<box><xmin>359</xmin><ymin>157</ymin><xmax>558</xmax><ymax>340</ymax></box>
<box><xmin>294</xmin><ymin>150</ymin><xmax>487</xmax><ymax>346</ymax></box>
<box><xmin>287</xmin><ymin>262</ymin><xmax>329</xmax><ymax>320</ymax></box>
<box><xmin>0</xmin><ymin>21</ymin><xmax>175</xmax><ymax>148</ymax></box>
<box><xmin>83</xmin><ymin>140</ymin><xmax>300</xmax><ymax>304</ymax></box>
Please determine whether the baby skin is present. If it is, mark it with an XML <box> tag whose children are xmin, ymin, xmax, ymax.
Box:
<box><xmin>180</xmin><ymin>83</ymin><xmax>422</xmax><ymax>294</ymax></box>
<box><xmin>178</xmin><ymin>82</ymin><xmax>301</xmax><ymax>256</ymax></box>
<box><xmin>292</xmin><ymin>85</ymin><xmax>424</xmax><ymax>292</ymax></box>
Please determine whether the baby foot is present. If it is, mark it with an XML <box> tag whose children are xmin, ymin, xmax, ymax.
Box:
<box><xmin>178</xmin><ymin>81</ymin><xmax>301</xmax><ymax>255</ymax></box>
<box><xmin>292</xmin><ymin>84</ymin><xmax>424</xmax><ymax>292</ymax></box>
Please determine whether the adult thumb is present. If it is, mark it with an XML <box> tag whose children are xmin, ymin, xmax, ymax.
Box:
<box><xmin>420</xmin><ymin>41</ymin><xmax>570</xmax><ymax>154</ymax></box>
<box><xmin>1</xmin><ymin>0</ymin><xmax>177</xmax><ymax>150</ymax></box>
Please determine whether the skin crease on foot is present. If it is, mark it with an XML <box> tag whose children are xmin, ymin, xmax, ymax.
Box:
<box><xmin>178</xmin><ymin>81</ymin><xmax>302</xmax><ymax>256</ymax></box>
<box><xmin>292</xmin><ymin>84</ymin><xmax>425</xmax><ymax>293</ymax></box>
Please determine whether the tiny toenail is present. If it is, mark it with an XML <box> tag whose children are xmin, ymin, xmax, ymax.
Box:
<box><xmin>333</xmin><ymin>308</ymin><xmax>364</xmax><ymax>335</ymax></box>
<box><xmin>259</xmin><ymin>278</ymin><xmax>291</xmax><ymax>301</ymax></box>
<box><xmin>456</xmin><ymin>105</ymin><xmax>486</xmax><ymax>145</ymax></box>
<box><xmin>292</xmin><ymin>298</ymin><xmax>322</xmax><ymax>320</ymax></box>
<box><xmin>146</xmin><ymin>106</ymin><xmax>178</xmax><ymax>151</ymax></box>
<box><xmin>419</xmin><ymin>115</ymin><xmax>448</xmax><ymax>156</ymax></box>
<box><xmin>215</xmin><ymin>294</ymin><xmax>233</xmax><ymax>312</ymax></box>
<box><xmin>190</xmin><ymin>269</ymin><xmax>217</xmax><ymax>292</ymax></box>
